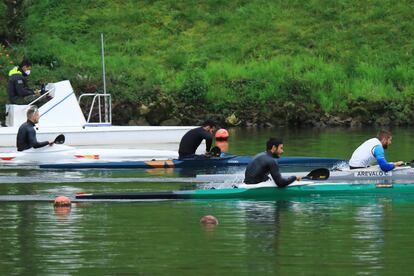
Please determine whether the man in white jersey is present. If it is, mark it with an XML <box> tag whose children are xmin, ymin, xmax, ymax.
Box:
<box><xmin>348</xmin><ymin>130</ymin><xmax>404</xmax><ymax>172</ymax></box>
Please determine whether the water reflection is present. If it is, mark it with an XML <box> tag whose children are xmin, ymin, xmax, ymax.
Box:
<box><xmin>207</xmin><ymin>196</ymin><xmax>414</xmax><ymax>274</ymax></box>
<box><xmin>54</xmin><ymin>206</ymin><xmax>71</xmax><ymax>218</ymax></box>
<box><xmin>2</xmin><ymin>196</ymin><xmax>414</xmax><ymax>274</ymax></box>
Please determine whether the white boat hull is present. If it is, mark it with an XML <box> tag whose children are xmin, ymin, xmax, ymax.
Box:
<box><xmin>0</xmin><ymin>125</ymin><xmax>194</xmax><ymax>147</ymax></box>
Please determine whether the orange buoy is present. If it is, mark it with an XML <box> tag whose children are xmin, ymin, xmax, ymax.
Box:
<box><xmin>215</xmin><ymin>129</ymin><xmax>229</xmax><ymax>141</ymax></box>
<box><xmin>200</xmin><ymin>215</ymin><xmax>219</xmax><ymax>225</ymax></box>
<box><xmin>54</xmin><ymin>196</ymin><xmax>71</xmax><ymax>207</ymax></box>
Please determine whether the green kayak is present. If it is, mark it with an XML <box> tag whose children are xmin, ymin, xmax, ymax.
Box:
<box><xmin>76</xmin><ymin>182</ymin><xmax>414</xmax><ymax>200</ymax></box>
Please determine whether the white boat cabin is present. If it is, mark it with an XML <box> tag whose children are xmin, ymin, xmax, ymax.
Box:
<box><xmin>5</xmin><ymin>80</ymin><xmax>110</xmax><ymax>128</ymax></box>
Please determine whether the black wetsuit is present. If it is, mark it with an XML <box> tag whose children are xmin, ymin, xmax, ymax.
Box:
<box><xmin>16</xmin><ymin>120</ymin><xmax>49</xmax><ymax>151</ymax></box>
<box><xmin>178</xmin><ymin>127</ymin><xmax>213</xmax><ymax>159</ymax></box>
<box><xmin>244</xmin><ymin>151</ymin><xmax>296</xmax><ymax>187</ymax></box>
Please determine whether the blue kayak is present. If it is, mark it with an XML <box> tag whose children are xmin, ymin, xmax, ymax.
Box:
<box><xmin>40</xmin><ymin>155</ymin><xmax>344</xmax><ymax>169</ymax></box>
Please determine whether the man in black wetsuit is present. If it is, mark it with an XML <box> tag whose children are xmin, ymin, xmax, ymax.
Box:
<box><xmin>16</xmin><ymin>106</ymin><xmax>54</xmax><ymax>151</ymax></box>
<box><xmin>178</xmin><ymin>120</ymin><xmax>216</xmax><ymax>159</ymax></box>
<box><xmin>244</xmin><ymin>138</ymin><xmax>301</xmax><ymax>187</ymax></box>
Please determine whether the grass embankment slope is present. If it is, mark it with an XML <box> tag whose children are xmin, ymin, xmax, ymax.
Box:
<box><xmin>1</xmin><ymin>0</ymin><xmax>414</xmax><ymax>126</ymax></box>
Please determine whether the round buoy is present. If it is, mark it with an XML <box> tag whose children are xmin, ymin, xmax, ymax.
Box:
<box><xmin>200</xmin><ymin>215</ymin><xmax>219</xmax><ymax>225</ymax></box>
<box><xmin>54</xmin><ymin>196</ymin><xmax>71</xmax><ymax>207</ymax></box>
<box><xmin>215</xmin><ymin>129</ymin><xmax>229</xmax><ymax>141</ymax></box>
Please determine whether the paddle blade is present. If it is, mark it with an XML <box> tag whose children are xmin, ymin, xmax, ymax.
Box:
<box><xmin>210</xmin><ymin>146</ymin><xmax>221</xmax><ymax>157</ymax></box>
<box><xmin>54</xmin><ymin>134</ymin><xmax>65</xmax><ymax>144</ymax></box>
<box><xmin>303</xmin><ymin>168</ymin><xmax>330</xmax><ymax>180</ymax></box>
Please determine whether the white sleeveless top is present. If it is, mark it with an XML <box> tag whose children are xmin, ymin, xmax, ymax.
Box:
<box><xmin>349</xmin><ymin>138</ymin><xmax>382</xmax><ymax>167</ymax></box>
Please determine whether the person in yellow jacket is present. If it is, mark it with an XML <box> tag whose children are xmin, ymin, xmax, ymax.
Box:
<box><xmin>7</xmin><ymin>59</ymin><xmax>40</xmax><ymax>104</ymax></box>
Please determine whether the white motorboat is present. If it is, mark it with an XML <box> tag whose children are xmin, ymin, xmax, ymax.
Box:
<box><xmin>0</xmin><ymin>80</ymin><xmax>195</xmax><ymax>147</ymax></box>
<box><xmin>0</xmin><ymin>144</ymin><xmax>178</xmax><ymax>166</ymax></box>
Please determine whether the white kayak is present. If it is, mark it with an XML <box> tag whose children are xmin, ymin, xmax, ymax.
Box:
<box><xmin>0</xmin><ymin>144</ymin><xmax>178</xmax><ymax>166</ymax></box>
<box><xmin>196</xmin><ymin>165</ymin><xmax>414</xmax><ymax>183</ymax></box>
<box><xmin>320</xmin><ymin>165</ymin><xmax>414</xmax><ymax>181</ymax></box>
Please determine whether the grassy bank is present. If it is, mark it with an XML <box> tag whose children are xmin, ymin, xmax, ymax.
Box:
<box><xmin>1</xmin><ymin>0</ymin><xmax>414</xmax><ymax>126</ymax></box>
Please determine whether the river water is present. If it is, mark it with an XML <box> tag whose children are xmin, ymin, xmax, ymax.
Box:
<box><xmin>1</xmin><ymin>127</ymin><xmax>414</xmax><ymax>274</ymax></box>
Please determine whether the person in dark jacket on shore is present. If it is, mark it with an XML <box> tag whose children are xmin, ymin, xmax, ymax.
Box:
<box><xmin>8</xmin><ymin>59</ymin><xmax>41</xmax><ymax>104</ymax></box>
<box><xmin>16</xmin><ymin>106</ymin><xmax>54</xmax><ymax>151</ymax></box>
<box><xmin>244</xmin><ymin>138</ymin><xmax>301</xmax><ymax>187</ymax></box>
<box><xmin>178</xmin><ymin>120</ymin><xmax>216</xmax><ymax>159</ymax></box>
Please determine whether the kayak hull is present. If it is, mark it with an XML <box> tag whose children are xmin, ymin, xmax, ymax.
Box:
<box><xmin>41</xmin><ymin>156</ymin><xmax>344</xmax><ymax>169</ymax></box>
<box><xmin>0</xmin><ymin>144</ymin><xmax>178</xmax><ymax>165</ymax></box>
<box><xmin>76</xmin><ymin>182</ymin><xmax>414</xmax><ymax>200</ymax></box>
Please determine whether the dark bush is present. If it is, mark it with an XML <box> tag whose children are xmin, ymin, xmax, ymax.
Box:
<box><xmin>176</xmin><ymin>70</ymin><xmax>207</xmax><ymax>105</ymax></box>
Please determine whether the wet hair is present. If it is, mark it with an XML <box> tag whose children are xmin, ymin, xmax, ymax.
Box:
<box><xmin>26</xmin><ymin>105</ymin><xmax>38</xmax><ymax>119</ymax></box>
<box><xmin>201</xmin><ymin>120</ymin><xmax>216</xmax><ymax>128</ymax></box>
<box><xmin>266</xmin><ymin>138</ymin><xmax>283</xmax><ymax>150</ymax></box>
<box><xmin>377</xmin><ymin>129</ymin><xmax>392</xmax><ymax>140</ymax></box>
<box><xmin>20</xmin><ymin>58</ymin><xmax>32</xmax><ymax>68</ymax></box>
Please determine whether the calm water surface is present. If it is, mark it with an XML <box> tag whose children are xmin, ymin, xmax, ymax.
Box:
<box><xmin>1</xmin><ymin>127</ymin><xmax>414</xmax><ymax>274</ymax></box>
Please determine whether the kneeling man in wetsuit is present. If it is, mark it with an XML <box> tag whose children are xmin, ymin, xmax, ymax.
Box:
<box><xmin>244</xmin><ymin>138</ymin><xmax>301</xmax><ymax>187</ymax></box>
<box><xmin>16</xmin><ymin>106</ymin><xmax>54</xmax><ymax>151</ymax></box>
<box><xmin>178</xmin><ymin>120</ymin><xmax>216</xmax><ymax>159</ymax></box>
<box><xmin>348</xmin><ymin>129</ymin><xmax>403</xmax><ymax>172</ymax></box>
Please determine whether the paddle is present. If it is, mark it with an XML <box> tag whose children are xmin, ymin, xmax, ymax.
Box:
<box><xmin>54</xmin><ymin>134</ymin><xmax>65</xmax><ymax>144</ymax></box>
<box><xmin>302</xmin><ymin>168</ymin><xmax>330</xmax><ymax>180</ymax></box>
<box><xmin>210</xmin><ymin>146</ymin><xmax>221</xmax><ymax>157</ymax></box>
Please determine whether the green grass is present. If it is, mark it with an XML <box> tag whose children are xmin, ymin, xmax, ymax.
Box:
<box><xmin>1</xmin><ymin>0</ymin><xmax>414</xmax><ymax>125</ymax></box>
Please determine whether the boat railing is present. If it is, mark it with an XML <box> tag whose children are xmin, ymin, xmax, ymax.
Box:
<box><xmin>78</xmin><ymin>93</ymin><xmax>112</xmax><ymax>126</ymax></box>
